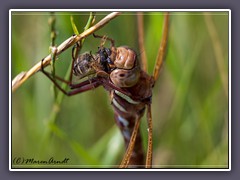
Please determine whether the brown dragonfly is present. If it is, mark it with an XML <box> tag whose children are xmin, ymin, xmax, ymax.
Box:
<box><xmin>40</xmin><ymin>12</ymin><xmax>169</xmax><ymax>168</ymax></box>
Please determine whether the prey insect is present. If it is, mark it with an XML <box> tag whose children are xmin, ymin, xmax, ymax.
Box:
<box><xmin>41</xmin><ymin>13</ymin><xmax>170</xmax><ymax>168</ymax></box>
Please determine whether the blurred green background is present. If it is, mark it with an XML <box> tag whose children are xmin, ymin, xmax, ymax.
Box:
<box><xmin>11</xmin><ymin>11</ymin><xmax>229</xmax><ymax>169</ymax></box>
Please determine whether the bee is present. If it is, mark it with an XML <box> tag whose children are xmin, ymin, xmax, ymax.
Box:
<box><xmin>73</xmin><ymin>52</ymin><xmax>97</xmax><ymax>79</ymax></box>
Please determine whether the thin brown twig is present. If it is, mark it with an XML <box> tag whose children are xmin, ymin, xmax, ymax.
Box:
<box><xmin>145</xmin><ymin>103</ymin><xmax>153</xmax><ymax>168</ymax></box>
<box><xmin>12</xmin><ymin>12</ymin><xmax>121</xmax><ymax>92</ymax></box>
<box><xmin>137</xmin><ymin>12</ymin><xmax>148</xmax><ymax>72</ymax></box>
<box><xmin>153</xmin><ymin>12</ymin><xmax>170</xmax><ymax>82</ymax></box>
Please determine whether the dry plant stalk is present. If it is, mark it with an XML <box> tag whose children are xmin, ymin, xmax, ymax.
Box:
<box><xmin>137</xmin><ymin>12</ymin><xmax>148</xmax><ymax>72</ymax></box>
<box><xmin>153</xmin><ymin>12</ymin><xmax>170</xmax><ymax>82</ymax></box>
<box><xmin>12</xmin><ymin>12</ymin><xmax>121</xmax><ymax>92</ymax></box>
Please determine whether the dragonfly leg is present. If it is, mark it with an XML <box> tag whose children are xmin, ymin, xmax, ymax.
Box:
<box><xmin>41</xmin><ymin>59</ymin><xmax>102</xmax><ymax>96</ymax></box>
<box><xmin>100</xmin><ymin>77</ymin><xmax>133</xmax><ymax>98</ymax></box>
<box><xmin>67</xmin><ymin>79</ymin><xmax>102</xmax><ymax>96</ymax></box>
<box><xmin>41</xmin><ymin>43</ymin><xmax>81</xmax><ymax>87</ymax></box>
<box><xmin>93</xmin><ymin>33</ymin><xmax>115</xmax><ymax>47</ymax></box>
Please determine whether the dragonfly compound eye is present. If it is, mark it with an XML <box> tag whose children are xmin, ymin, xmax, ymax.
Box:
<box><xmin>110</xmin><ymin>66</ymin><xmax>140</xmax><ymax>88</ymax></box>
<box><xmin>114</xmin><ymin>46</ymin><xmax>137</xmax><ymax>70</ymax></box>
<box><xmin>108</xmin><ymin>46</ymin><xmax>140</xmax><ymax>88</ymax></box>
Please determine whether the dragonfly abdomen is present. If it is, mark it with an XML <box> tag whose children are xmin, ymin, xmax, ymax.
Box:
<box><xmin>111</xmin><ymin>89</ymin><xmax>146</xmax><ymax>167</ymax></box>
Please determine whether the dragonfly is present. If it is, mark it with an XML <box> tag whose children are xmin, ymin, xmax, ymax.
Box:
<box><xmin>41</xmin><ymin>12</ymin><xmax>170</xmax><ymax>168</ymax></box>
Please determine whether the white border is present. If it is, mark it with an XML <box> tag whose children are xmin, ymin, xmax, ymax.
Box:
<box><xmin>228</xmin><ymin>10</ymin><xmax>231</xmax><ymax>172</ymax></box>
<box><xmin>9</xmin><ymin>9</ymin><xmax>231</xmax><ymax>171</ymax></box>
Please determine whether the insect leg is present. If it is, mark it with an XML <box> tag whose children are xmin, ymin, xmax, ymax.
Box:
<box><xmin>41</xmin><ymin>59</ymin><xmax>102</xmax><ymax>96</ymax></box>
<box><xmin>67</xmin><ymin>79</ymin><xmax>102</xmax><ymax>96</ymax></box>
<box><xmin>145</xmin><ymin>103</ymin><xmax>153</xmax><ymax>168</ymax></box>
<box><xmin>93</xmin><ymin>33</ymin><xmax>115</xmax><ymax>47</ymax></box>
<box><xmin>41</xmin><ymin>42</ymin><xmax>81</xmax><ymax>86</ymax></box>
<box><xmin>41</xmin><ymin>58</ymin><xmax>71</xmax><ymax>84</ymax></box>
<box><xmin>119</xmin><ymin>114</ymin><xmax>141</xmax><ymax>168</ymax></box>
<box><xmin>69</xmin><ymin>43</ymin><xmax>80</xmax><ymax>84</ymax></box>
<box><xmin>152</xmin><ymin>12</ymin><xmax>170</xmax><ymax>83</ymax></box>
<box><xmin>100</xmin><ymin>77</ymin><xmax>133</xmax><ymax>98</ymax></box>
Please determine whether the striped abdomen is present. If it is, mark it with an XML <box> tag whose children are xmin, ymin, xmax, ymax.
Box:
<box><xmin>109</xmin><ymin>70</ymin><xmax>154</xmax><ymax>168</ymax></box>
<box><xmin>111</xmin><ymin>89</ymin><xmax>146</xmax><ymax>167</ymax></box>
